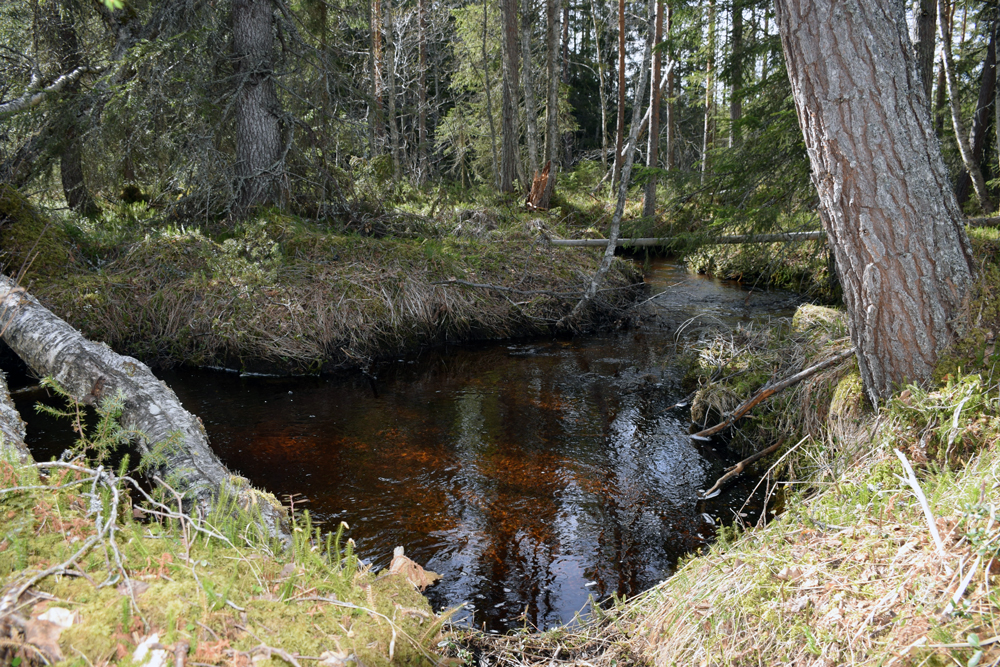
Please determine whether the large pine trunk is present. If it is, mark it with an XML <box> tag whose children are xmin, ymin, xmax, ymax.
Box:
<box><xmin>233</xmin><ymin>0</ymin><xmax>283</xmax><ymax>213</ymax></box>
<box><xmin>774</xmin><ymin>0</ymin><xmax>974</xmax><ymax>401</ymax></box>
<box><xmin>0</xmin><ymin>276</ymin><xmax>290</xmax><ymax>542</ymax></box>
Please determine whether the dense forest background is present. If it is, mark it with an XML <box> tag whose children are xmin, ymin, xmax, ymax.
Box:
<box><xmin>3</xmin><ymin>0</ymin><xmax>996</xmax><ymax>237</ymax></box>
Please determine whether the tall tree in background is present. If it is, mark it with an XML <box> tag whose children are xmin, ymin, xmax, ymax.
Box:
<box><xmin>939</xmin><ymin>0</ymin><xmax>993</xmax><ymax>212</ymax></box>
<box><xmin>642</xmin><ymin>0</ymin><xmax>664</xmax><ymax>218</ymax></box>
<box><xmin>729</xmin><ymin>0</ymin><xmax>743</xmax><ymax>148</ymax></box>
<box><xmin>417</xmin><ymin>0</ymin><xmax>429</xmax><ymax>182</ymax></box>
<box><xmin>591</xmin><ymin>0</ymin><xmax>609</xmax><ymax>172</ymax></box>
<box><xmin>701</xmin><ymin>0</ymin><xmax>715</xmax><ymax>184</ymax></box>
<box><xmin>664</xmin><ymin>2</ymin><xmax>674</xmax><ymax>170</ymax></box>
<box><xmin>371</xmin><ymin>0</ymin><xmax>385</xmax><ymax>149</ymax></box>
<box><xmin>774</xmin><ymin>0</ymin><xmax>974</xmax><ymax>400</ymax></box>
<box><xmin>501</xmin><ymin>0</ymin><xmax>521</xmax><ymax>192</ymax></box>
<box><xmin>955</xmin><ymin>15</ymin><xmax>997</xmax><ymax>208</ymax></box>
<box><xmin>233</xmin><ymin>0</ymin><xmax>284</xmax><ymax>212</ymax></box>
<box><xmin>384</xmin><ymin>0</ymin><xmax>401</xmax><ymax>178</ymax></box>
<box><xmin>612</xmin><ymin>0</ymin><xmax>625</xmax><ymax>186</ymax></box>
<box><xmin>912</xmin><ymin>0</ymin><xmax>937</xmax><ymax>106</ymax></box>
<box><xmin>541</xmin><ymin>0</ymin><xmax>561</xmax><ymax>205</ymax></box>
<box><xmin>522</xmin><ymin>0</ymin><xmax>541</xmax><ymax>178</ymax></box>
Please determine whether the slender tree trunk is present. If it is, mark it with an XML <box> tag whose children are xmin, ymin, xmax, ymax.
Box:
<box><xmin>540</xmin><ymin>0</ymin><xmax>561</xmax><ymax>206</ymax></box>
<box><xmin>482</xmin><ymin>1</ymin><xmax>500</xmax><ymax>189</ymax></box>
<box><xmin>955</xmin><ymin>20</ymin><xmax>997</xmax><ymax>207</ymax></box>
<box><xmin>591</xmin><ymin>1</ymin><xmax>609</xmax><ymax>172</ymax></box>
<box><xmin>936</xmin><ymin>58</ymin><xmax>948</xmax><ymax>137</ymax></box>
<box><xmin>0</xmin><ymin>275</ymin><xmax>290</xmax><ymax>541</ymax></box>
<box><xmin>522</xmin><ymin>0</ymin><xmax>541</xmax><ymax>178</ymax></box>
<box><xmin>939</xmin><ymin>0</ymin><xmax>994</xmax><ymax>212</ymax></box>
<box><xmin>642</xmin><ymin>0</ymin><xmax>664</xmax><ymax>219</ymax></box>
<box><xmin>913</xmin><ymin>0</ymin><xmax>937</xmax><ymax>106</ymax></box>
<box><xmin>729</xmin><ymin>0</ymin><xmax>742</xmax><ymax>148</ymax></box>
<box><xmin>385</xmin><ymin>0</ymin><xmax>401</xmax><ymax>180</ymax></box>
<box><xmin>665</xmin><ymin>3</ymin><xmax>674</xmax><ymax>171</ymax></box>
<box><xmin>612</xmin><ymin>0</ymin><xmax>625</xmax><ymax>187</ymax></box>
<box><xmin>417</xmin><ymin>0</ymin><xmax>428</xmax><ymax>183</ymax></box>
<box><xmin>233</xmin><ymin>0</ymin><xmax>284</xmax><ymax>213</ymax></box>
<box><xmin>371</xmin><ymin>0</ymin><xmax>385</xmax><ymax>148</ymax></box>
<box><xmin>700</xmin><ymin>0</ymin><xmax>715</xmax><ymax>185</ymax></box>
<box><xmin>774</xmin><ymin>0</ymin><xmax>974</xmax><ymax>401</ymax></box>
<box><xmin>501</xmin><ymin>0</ymin><xmax>522</xmax><ymax>192</ymax></box>
<box><xmin>560</xmin><ymin>0</ymin><xmax>654</xmax><ymax>328</ymax></box>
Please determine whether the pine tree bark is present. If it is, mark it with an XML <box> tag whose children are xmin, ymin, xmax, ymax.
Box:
<box><xmin>233</xmin><ymin>0</ymin><xmax>283</xmax><ymax>213</ymax></box>
<box><xmin>912</xmin><ymin>0</ymin><xmax>937</xmax><ymax>106</ymax></box>
<box><xmin>612</xmin><ymin>0</ymin><xmax>625</xmax><ymax>187</ymax></box>
<box><xmin>371</xmin><ymin>0</ymin><xmax>385</xmax><ymax>148</ymax></box>
<box><xmin>501</xmin><ymin>0</ymin><xmax>522</xmax><ymax>192</ymax></box>
<box><xmin>522</xmin><ymin>0</ymin><xmax>541</xmax><ymax>178</ymax></box>
<box><xmin>939</xmin><ymin>0</ymin><xmax>994</xmax><ymax>213</ymax></box>
<box><xmin>642</xmin><ymin>0</ymin><xmax>664</xmax><ymax>219</ymax></box>
<box><xmin>774</xmin><ymin>0</ymin><xmax>975</xmax><ymax>401</ymax></box>
<box><xmin>540</xmin><ymin>0</ymin><xmax>561</xmax><ymax>206</ymax></box>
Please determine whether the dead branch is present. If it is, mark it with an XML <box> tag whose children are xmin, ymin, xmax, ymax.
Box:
<box><xmin>691</xmin><ymin>348</ymin><xmax>856</xmax><ymax>440</ymax></box>
<box><xmin>700</xmin><ymin>440</ymin><xmax>783</xmax><ymax>499</ymax></box>
<box><xmin>0</xmin><ymin>67</ymin><xmax>91</xmax><ymax>117</ymax></box>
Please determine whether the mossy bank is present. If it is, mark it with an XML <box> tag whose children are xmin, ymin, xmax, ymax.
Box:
<box><xmin>0</xmin><ymin>185</ymin><xmax>642</xmax><ymax>375</ymax></box>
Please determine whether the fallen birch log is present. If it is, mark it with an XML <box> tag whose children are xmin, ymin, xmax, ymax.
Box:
<box><xmin>0</xmin><ymin>370</ymin><xmax>30</xmax><ymax>464</ymax></box>
<box><xmin>0</xmin><ymin>275</ymin><xmax>290</xmax><ymax>543</ymax></box>
<box><xmin>691</xmin><ymin>347</ymin><xmax>857</xmax><ymax>440</ymax></box>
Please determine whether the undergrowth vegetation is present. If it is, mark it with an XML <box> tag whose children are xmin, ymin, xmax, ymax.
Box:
<box><xmin>0</xmin><ymin>395</ymin><xmax>448</xmax><ymax>666</ymax></box>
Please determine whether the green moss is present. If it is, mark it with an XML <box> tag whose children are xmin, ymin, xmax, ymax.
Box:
<box><xmin>0</xmin><ymin>184</ymin><xmax>76</xmax><ymax>278</ymax></box>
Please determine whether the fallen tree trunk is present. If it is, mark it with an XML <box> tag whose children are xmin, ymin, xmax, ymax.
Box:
<box><xmin>0</xmin><ymin>275</ymin><xmax>289</xmax><ymax>543</ymax></box>
<box><xmin>0</xmin><ymin>371</ymin><xmax>30</xmax><ymax>464</ymax></box>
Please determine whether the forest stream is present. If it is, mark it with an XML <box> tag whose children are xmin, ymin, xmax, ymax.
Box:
<box><xmin>15</xmin><ymin>258</ymin><xmax>806</xmax><ymax>633</ymax></box>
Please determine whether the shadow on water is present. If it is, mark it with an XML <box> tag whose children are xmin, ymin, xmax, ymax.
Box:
<box><xmin>13</xmin><ymin>259</ymin><xmax>805</xmax><ymax>632</ymax></box>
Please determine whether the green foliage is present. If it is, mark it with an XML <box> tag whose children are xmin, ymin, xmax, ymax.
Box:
<box><xmin>34</xmin><ymin>378</ymin><xmax>137</xmax><ymax>464</ymax></box>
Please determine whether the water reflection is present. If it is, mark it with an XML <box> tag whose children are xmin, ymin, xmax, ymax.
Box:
<box><xmin>16</xmin><ymin>259</ymin><xmax>803</xmax><ymax>631</ymax></box>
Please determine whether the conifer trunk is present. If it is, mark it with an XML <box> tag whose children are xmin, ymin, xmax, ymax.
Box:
<box><xmin>501</xmin><ymin>0</ymin><xmax>521</xmax><ymax>192</ymax></box>
<box><xmin>642</xmin><ymin>0</ymin><xmax>664</xmax><ymax>218</ymax></box>
<box><xmin>774</xmin><ymin>0</ymin><xmax>975</xmax><ymax>401</ymax></box>
<box><xmin>522</xmin><ymin>0</ymin><xmax>541</xmax><ymax>178</ymax></box>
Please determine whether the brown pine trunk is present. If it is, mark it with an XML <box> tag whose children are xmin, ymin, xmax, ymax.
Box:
<box><xmin>913</xmin><ymin>0</ymin><xmax>937</xmax><ymax>106</ymax></box>
<box><xmin>522</xmin><ymin>0</ymin><xmax>541</xmax><ymax>178</ymax></box>
<box><xmin>612</xmin><ymin>0</ymin><xmax>625</xmax><ymax>187</ymax></box>
<box><xmin>774</xmin><ymin>0</ymin><xmax>975</xmax><ymax>401</ymax></box>
<box><xmin>501</xmin><ymin>0</ymin><xmax>521</xmax><ymax>192</ymax></box>
<box><xmin>385</xmin><ymin>0</ymin><xmax>401</xmax><ymax>179</ymax></box>
<box><xmin>482</xmin><ymin>1</ymin><xmax>500</xmax><ymax>189</ymax></box>
<box><xmin>233</xmin><ymin>0</ymin><xmax>283</xmax><ymax>213</ymax></box>
<box><xmin>642</xmin><ymin>0</ymin><xmax>664</xmax><ymax>219</ymax></box>
<box><xmin>371</xmin><ymin>0</ymin><xmax>385</xmax><ymax>148</ymax></box>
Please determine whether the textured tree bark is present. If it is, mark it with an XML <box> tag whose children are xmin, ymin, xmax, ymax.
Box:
<box><xmin>642</xmin><ymin>0</ymin><xmax>664</xmax><ymax>219</ymax></box>
<box><xmin>371</xmin><ymin>0</ymin><xmax>385</xmax><ymax>147</ymax></box>
<box><xmin>665</xmin><ymin>3</ymin><xmax>674</xmax><ymax>170</ymax></box>
<box><xmin>0</xmin><ymin>372</ymin><xmax>30</xmax><ymax>465</ymax></box>
<box><xmin>501</xmin><ymin>0</ymin><xmax>522</xmax><ymax>192</ymax></box>
<box><xmin>522</xmin><ymin>0</ymin><xmax>541</xmax><ymax>178</ymax></box>
<box><xmin>0</xmin><ymin>275</ymin><xmax>290</xmax><ymax>542</ymax></box>
<box><xmin>774</xmin><ymin>0</ymin><xmax>975</xmax><ymax>401</ymax></box>
<box><xmin>481</xmin><ymin>1</ymin><xmax>500</xmax><ymax>189</ymax></box>
<box><xmin>912</xmin><ymin>0</ymin><xmax>937</xmax><ymax>106</ymax></box>
<box><xmin>233</xmin><ymin>0</ymin><xmax>283</xmax><ymax>213</ymax></box>
<box><xmin>612</xmin><ymin>0</ymin><xmax>625</xmax><ymax>187</ymax></box>
<box><xmin>955</xmin><ymin>21</ymin><xmax>996</xmax><ymax>208</ymax></box>
<box><xmin>939</xmin><ymin>0</ymin><xmax>994</xmax><ymax>213</ymax></box>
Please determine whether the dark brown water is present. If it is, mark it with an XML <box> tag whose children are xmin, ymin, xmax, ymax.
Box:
<box><xmin>15</xmin><ymin>259</ymin><xmax>803</xmax><ymax>632</ymax></box>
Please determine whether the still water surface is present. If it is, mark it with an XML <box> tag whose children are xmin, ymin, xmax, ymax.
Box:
<box><xmin>18</xmin><ymin>259</ymin><xmax>803</xmax><ymax>631</ymax></box>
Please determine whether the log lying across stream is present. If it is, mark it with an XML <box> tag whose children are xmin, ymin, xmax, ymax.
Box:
<box><xmin>0</xmin><ymin>275</ymin><xmax>290</xmax><ymax>544</ymax></box>
<box><xmin>548</xmin><ymin>231</ymin><xmax>826</xmax><ymax>247</ymax></box>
